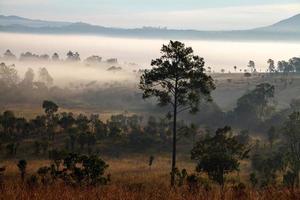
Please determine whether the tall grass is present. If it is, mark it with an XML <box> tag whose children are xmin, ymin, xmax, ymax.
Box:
<box><xmin>0</xmin><ymin>157</ymin><xmax>299</xmax><ymax>200</ymax></box>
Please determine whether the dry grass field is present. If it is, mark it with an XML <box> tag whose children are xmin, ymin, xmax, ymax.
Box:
<box><xmin>1</xmin><ymin>156</ymin><xmax>299</xmax><ymax>200</ymax></box>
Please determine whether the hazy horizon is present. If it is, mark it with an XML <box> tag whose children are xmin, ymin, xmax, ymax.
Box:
<box><xmin>1</xmin><ymin>32</ymin><xmax>299</xmax><ymax>73</ymax></box>
<box><xmin>1</xmin><ymin>1</ymin><xmax>300</xmax><ymax>30</ymax></box>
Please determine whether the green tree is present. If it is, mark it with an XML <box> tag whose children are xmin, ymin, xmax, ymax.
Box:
<box><xmin>139</xmin><ymin>41</ymin><xmax>215</xmax><ymax>186</ymax></box>
<box><xmin>62</xmin><ymin>153</ymin><xmax>109</xmax><ymax>186</ymax></box>
<box><xmin>251</xmin><ymin>151</ymin><xmax>285</xmax><ymax>187</ymax></box>
<box><xmin>234</xmin><ymin>83</ymin><xmax>275</xmax><ymax>125</ymax></box>
<box><xmin>42</xmin><ymin>100</ymin><xmax>58</xmax><ymax>140</ymax></box>
<box><xmin>191</xmin><ymin>126</ymin><xmax>249</xmax><ymax>187</ymax></box>
<box><xmin>42</xmin><ymin>100</ymin><xmax>58</xmax><ymax>116</ymax></box>
<box><xmin>58</xmin><ymin>112</ymin><xmax>75</xmax><ymax>131</ymax></box>
<box><xmin>90</xmin><ymin>114</ymin><xmax>107</xmax><ymax>139</ymax></box>
<box><xmin>267</xmin><ymin>59</ymin><xmax>275</xmax><ymax>73</ymax></box>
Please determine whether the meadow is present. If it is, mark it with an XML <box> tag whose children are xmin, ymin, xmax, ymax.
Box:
<box><xmin>1</xmin><ymin>156</ymin><xmax>299</xmax><ymax>200</ymax></box>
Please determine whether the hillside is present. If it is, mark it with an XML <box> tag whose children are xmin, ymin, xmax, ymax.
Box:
<box><xmin>0</xmin><ymin>15</ymin><xmax>71</xmax><ymax>28</ymax></box>
<box><xmin>0</xmin><ymin>14</ymin><xmax>300</xmax><ymax>41</ymax></box>
<box><xmin>256</xmin><ymin>13</ymin><xmax>300</xmax><ymax>32</ymax></box>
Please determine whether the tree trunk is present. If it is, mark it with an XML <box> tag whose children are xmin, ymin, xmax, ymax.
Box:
<box><xmin>171</xmin><ymin>80</ymin><xmax>178</xmax><ymax>187</ymax></box>
<box><xmin>171</xmin><ymin>105</ymin><xmax>177</xmax><ymax>186</ymax></box>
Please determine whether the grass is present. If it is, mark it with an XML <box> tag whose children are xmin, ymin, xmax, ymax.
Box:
<box><xmin>1</xmin><ymin>156</ymin><xmax>300</xmax><ymax>200</ymax></box>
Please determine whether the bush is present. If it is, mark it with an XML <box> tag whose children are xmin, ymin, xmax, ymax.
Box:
<box><xmin>36</xmin><ymin>153</ymin><xmax>110</xmax><ymax>187</ymax></box>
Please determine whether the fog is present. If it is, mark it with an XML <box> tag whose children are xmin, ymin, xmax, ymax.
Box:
<box><xmin>1</xmin><ymin>33</ymin><xmax>299</xmax><ymax>76</ymax></box>
<box><xmin>1</xmin><ymin>61</ymin><xmax>137</xmax><ymax>86</ymax></box>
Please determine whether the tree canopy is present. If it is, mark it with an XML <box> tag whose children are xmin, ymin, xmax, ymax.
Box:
<box><xmin>139</xmin><ymin>40</ymin><xmax>215</xmax><ymax>186</ymax></box>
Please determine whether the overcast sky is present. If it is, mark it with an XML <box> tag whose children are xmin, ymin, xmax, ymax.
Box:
<box><xmin>0</xmin><ymin>0</ymin><xmax>300</xmax><ymax>30</ymax></box>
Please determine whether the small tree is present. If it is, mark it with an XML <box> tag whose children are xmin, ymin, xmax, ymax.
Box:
<box><xmin>17</xmin><ymin>160</ymin><xmax>27</xmax><ymax>182</ymax></box>
<box><xmin>38</xmin><ymin>68</ymin><xmax>53</xmax><ymax>86</ymax></box>
<box><xmin>52</xmin><ymin>53</ymin><xmax>60</xmax><ymax>61</ymax></box>
<box><xmin>267</xmin><ymin>59</ymin><xmax>275</xmax><ymax>73</ymax></box>
<box><xmin>191</xmin><ymin>126</ymin><xmax>249</xmax><ymax>187</ymax></box>
<box><xmin>149</xmin><ymin>155</ymin><xmax>154</xmax><ymax>168</ymax></box>
<box><xmin>42</xmin><ymin>100</ymin><xmax>58</xmax><ymax>140</ymax></box>
<box><xmin>248</xmin><ymin>60</ymin><xmax>256</xmax><ymax>73</ymax></box>
<box><xmin>139</xmin><ymin>40</ymin><xmax>215</xmax><ymax>186</ymax></box>
<box><xmin>42</xmin><ymin>100</ymin><xmax>58</xmax><ymax>116</ymax></box>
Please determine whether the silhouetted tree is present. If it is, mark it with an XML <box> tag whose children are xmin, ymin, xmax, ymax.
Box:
<box><xmin>191</xmin><ymin>126</ymin><xmax>249</xmax><ymax>188</ymax></box>
<box><xmin>149</xmin><ymin>155</ymin><xmax>154</xmax><ymax>168</ymax></box>
<box><xmin>52</xmin><ymin>53</ymin><xmax>60</xmax><ymax>61</ymax></box>
<box><xmin>66</xmin><ymin>51</ymin><xmax>80</xmax><ymax>62</ymax></box>
<box><xmin>267</xmin><ymin>59</ymin><xmax>275</xmax><ymax>73</ymax></box>
<box><xmin>3</xmin><ymin>49</ymin><xmax>16</xmax><ymax>60</ymax></box>
<box><xmin>43</xmin><ymin>100</ymin><xmax>58</xmax><ymax>116</ymax></box>
<box><xmin>139</xmin><ymin>41</ymin><xmax>215</xmax><ymax>186</ymax></box>
<box><xmin>289</xmin><ymin>57</ymin><xmax>300</xmax><ymax>73</ymax></box>
<box><xmin>42</xmin><ymin>100</ymin><xmax>58</xmax><ymax>140</ymax></box>
<box><xmin>38</xmin><ymin>67</ymin><xmax>53</xmax><ymax>86</ymax></box>
<box><xmin>20</xmin><ymin>68</ymin><xmax>35</xmax><ymax>88</ymax></box>
<box><xmin>234</xmin><ymin>66</ymin><xmax>237</xmax><ymax>72</ymax></box>
<box><xmin>248</xmin><ymin>60</ymin><xmax>256</xmax><ymax>73</ymax></box>
<box><xmin>0</xmin><ymin>63</ymin><xmax>19</xmax><ymax>87</ymax></box>
<box><xmin>85</xmin><ymin>55</ymin><xmax>102</xmax><ymax>64</ymax></box>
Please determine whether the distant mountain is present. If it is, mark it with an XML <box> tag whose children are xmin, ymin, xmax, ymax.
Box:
<box><xmin>0</xmin><ymin>14</ymin><xmax>299</xmax><ymax>41</ymax></box>
<box><xmin>0</xmin><ymin>15</ymin><xmax>71</xmax><ymax>28</ymax></box>
<box><xmin>256</xmin><ymin>14</ymin><xmax>300</xmax><ymax>33</ymax></box>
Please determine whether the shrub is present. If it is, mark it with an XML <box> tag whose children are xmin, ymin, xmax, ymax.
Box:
<box><xmin>37</xmin><ymin>153</ymin><xmax>110</xmax><ymax>187</ymax></box>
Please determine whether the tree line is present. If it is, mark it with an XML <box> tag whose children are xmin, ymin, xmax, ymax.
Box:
<box><xmin>1</xmin><ymin>49</ymin><xmax>118</xmax><ymax>65</ymax></box>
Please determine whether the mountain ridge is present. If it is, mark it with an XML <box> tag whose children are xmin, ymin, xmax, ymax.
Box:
<box><xmin>0</xmin><ymin>14</ymin><xmax>299</xmax><ymax>41</ymax></box>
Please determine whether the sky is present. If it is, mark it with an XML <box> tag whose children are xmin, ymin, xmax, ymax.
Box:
<box><xmin>0</xmin><ymin>0</ymin><xmax>300</xmax><ymax>30</ymax></box>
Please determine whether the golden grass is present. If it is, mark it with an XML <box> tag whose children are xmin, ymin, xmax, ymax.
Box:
<box><xmin>1</xmin><ymin>157</ymin><xmax>300</xmax><ymax>199</ymax></box>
